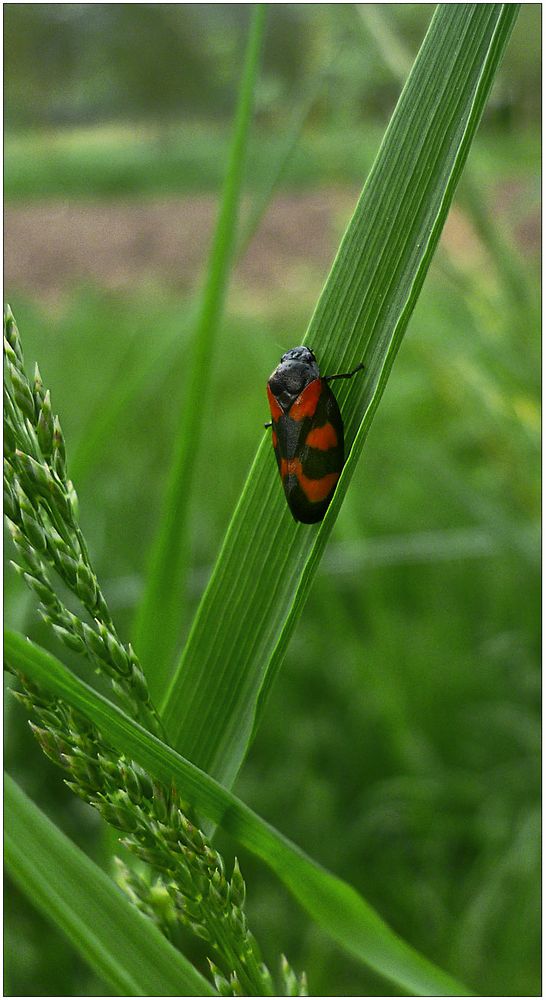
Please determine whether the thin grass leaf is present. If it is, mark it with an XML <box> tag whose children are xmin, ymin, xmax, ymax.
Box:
<box><xmin>5</xmin><ymin>630</ymin><xmax>473</xmax><ymax>997</ymax></box>
<box><xmin>133</xmin><ymin>4</ymin><xmax>267</xmax><ymax>700</ymax></box>
<box><xmin>356</xmin><ymin>2</ymin><xmax>414</xmax><ymax>78</ymax></box>
<box><xmin>160</xmin><ymin>5</ymin><xmax>519</xmax><ymax>788</ymax></box>
<box><xmin>457</xmin><ymin>177</ymin><xmax>533</xmax><ymax>310</ymax></box>
<box><xmin>236</xmin><ymin>57</ymin><xmax>337</xmax><ymax>261</ymax></box>
<box><xmin>5</xmin><ymin>773</ymin><xmax>216</xmax><ymax>997</ymax></box>
<box><xmin>70</xmin><ymin>61</ymin><xmax>328</xmax><ymax>493</ymax></box>
<box><xmin>69</xmin><ymin>308</ymin><xmax>197</xmax><ymax>484</ymax></box>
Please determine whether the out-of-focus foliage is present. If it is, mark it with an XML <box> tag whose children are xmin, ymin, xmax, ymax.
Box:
<box><xmin>4</xmin><ymin>3</ymin><xmax>541</xmax><ymax>129</ymax></box>
<box><xmin>4</xmin><ymin>3</ymin><xmax>540</xmax><ymax>997</ymax></box>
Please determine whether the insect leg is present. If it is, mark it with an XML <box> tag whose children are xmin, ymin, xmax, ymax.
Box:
<box><xmin>324</xmin><ymin>362</ymin><xmax>365</xmax><ymax>383</ymax></box>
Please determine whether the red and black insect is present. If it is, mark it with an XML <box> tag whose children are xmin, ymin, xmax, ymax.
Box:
<box><xmin>266</xmin><ymin>346</ymin><xmax>364</xmax><ymax>524</ymax></box>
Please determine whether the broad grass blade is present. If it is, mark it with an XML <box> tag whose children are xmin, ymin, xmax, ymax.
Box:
<box><xmin>161</xmin><ymin>5</ymin><xmax>519</xmax><ymax>789</ymax></box>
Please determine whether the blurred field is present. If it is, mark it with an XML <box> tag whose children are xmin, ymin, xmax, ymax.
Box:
<box><xmin>4</xmin><ymin>170</ymin><xmax>539</xmax><ymax>302</ymax></box>
<box><xmin>4</xmin><ymin>4</ymin><xmax>540</xmax><ymax>997</ymax></box>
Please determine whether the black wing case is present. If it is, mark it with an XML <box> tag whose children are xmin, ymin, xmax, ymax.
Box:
<box><xmin>279</xmin><ymin>380</ymin><xmax>345</xmax><ymax>524</ymax></box>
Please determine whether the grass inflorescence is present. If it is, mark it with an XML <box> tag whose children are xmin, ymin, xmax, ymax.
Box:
<box><xmin>4</xmin><ymin>305</ymin><xmax>162</xmax><ymax>736</ymax></box>
<box><xmin>14</xmin><ymin>675</ymin><xmax>307</xmax><ymax>996</ymax></box>
<box><xmin>4</xmin><ymin>307</ymin><xmax>307</xmax><ymax>997</ymax></box>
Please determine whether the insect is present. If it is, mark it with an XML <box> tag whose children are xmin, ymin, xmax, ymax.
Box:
<box><xmin>266</xmin><ymin>346</ymin><xmax>364</xmax><ymax>524</ymax></box>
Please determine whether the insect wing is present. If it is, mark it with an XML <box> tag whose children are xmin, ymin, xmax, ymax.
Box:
<box><xmin>286</xmin><ymin>380</ymin><xmax>344</xmax><ymax>522</ymax></box>
<box><xmin>266</xmin><ymin>383</ymin><xmax>285</xmax><ymax>476</ymax></box>
<box><xmin>267</xmin><ymin>379</ymin><xmax>344</xmax><ymax>524</ymax></box>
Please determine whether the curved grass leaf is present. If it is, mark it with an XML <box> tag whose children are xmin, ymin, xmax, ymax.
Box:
<box><xmin>5</xmin><ymin>630</ymin><xmax>473</xmax><ymax>996</ymax></box>
<box><xmin>160</xmin><ymin>5</ymin><xmax>519</xmax><ymax>787</ymax></box>
<box><xmin>133</xmin><ymin>4</ymin><xmax>267</xmax><ymax>700</ymax></box>
<box><xmin>5</xmin><ymin>773</ymin><xmax>216</xmax><ymax>997</ymax></box>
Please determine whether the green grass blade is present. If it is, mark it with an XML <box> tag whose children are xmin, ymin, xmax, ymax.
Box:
<box><xmin>358</xmin><ymin>2</ymin><xmax>530</xmax><ymax>312</ymax></box>
<box><xmin>457</xmin><ymin>176</ymin><xmax>532</xmax><ymax>309</ymax></box>
<box><xmin>160</xmin><ymin>5</ymin><xmax>519</xmax><ymax>786</ymax></box>
<box><xmin>236</xmin><ymin>59</ymin><xmax>336</xmax><ymax>261</ymax></box>
<box><xmin>5</xmin><ymin>773</ymin><xmax>216</xmax><ymax>997</ymax></box>
<box><xmin>356</xmin><ymin>2</ymin><xmax>414</xmax><ymax>78</ymax></box>
<box><xmin>69</xmin><ymin>306</ymin><xmax>197</xmax><ymax>484</ymax></box>
<box><xmin>133</xmin><ymin>4</ymin><xmax>266</xmax><ymax>700</ymax></box>
<box><xmin>4</xmin><ymin>630</ymin><xmax>473</xmax><ymax>996</ymax></box>
<box><xmin>69</xmin><ymin>51</ymin><xmax>331</xmax><ymax>493</ymax></box>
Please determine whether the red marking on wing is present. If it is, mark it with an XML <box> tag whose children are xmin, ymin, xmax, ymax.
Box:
<box><xmin>282</xmin><ymin>456</ymin><xmax>339</xmax><ymax>503</ymax></box>
<box><xmin>298</xmin><ymin>469</ymin><xmax>339</xmax><ymax>502</ymax></box>
<box><xmin>306</xmin><ymin>422</ymin><xmax>338</xmax><ymax>450</ymax></box>
<box><xmin>289</xmin><ymin>379</ymin><xmax>322</xmax><ymax>421</ymax></box>
<box><xmin>267</xmin><ymin>384</ymin><xmax>283</xmax><ymax>422</ymax></box>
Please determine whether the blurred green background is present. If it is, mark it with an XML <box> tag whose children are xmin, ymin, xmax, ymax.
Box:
<box><xmin>4</xmin><ymin>4</ymin><xmax>540</xmax><ymax>997</ymax></box>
